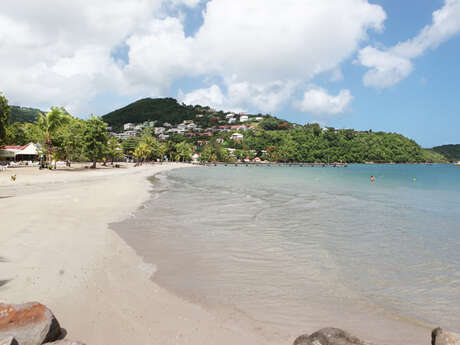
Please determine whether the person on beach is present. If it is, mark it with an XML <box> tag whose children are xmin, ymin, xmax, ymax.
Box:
<box><xmin>370</xmin><ymin>175</ymin><xmax>375</xmax><ymax>183</ymax></box>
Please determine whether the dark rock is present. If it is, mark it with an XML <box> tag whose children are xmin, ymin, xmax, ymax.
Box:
<box><xmin>432</xmin><ymin>328</ymin><xmax>460</xmax><ymax>345</ymax></box>
<box><xmin>293</xmin><ymin>327</ymin><xmax>371</xmax><ymax>345</ymax></box>
<box><xmin>0</xmin><ymin>302</ymin><xmax>61</xmax><ymax>345</ymax></box>
<box><xmin>0</xmin><ymin>337</ymin><xmax>18</xmax><ymax>345</ymax></box>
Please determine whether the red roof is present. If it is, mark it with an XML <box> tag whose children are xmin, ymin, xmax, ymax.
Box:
<box><xmin>1</xmin><ymin>145</ymin><xmax>28</xmax><ymax>150</ymax></box>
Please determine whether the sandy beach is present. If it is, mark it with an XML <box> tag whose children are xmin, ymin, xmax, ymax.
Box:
<box><xmin>0</xmin><ymin>163</ymin><xmax>267</xmax><ymax>345</ymax></box>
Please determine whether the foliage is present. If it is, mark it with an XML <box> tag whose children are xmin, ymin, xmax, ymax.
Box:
<box><xmin>106</xmin><ymin>137</ymin><xmax>124</xmax><ymax>164</ymax></box>
<box><xmin>102</xmin><ymin>98</ymin><xmax>198</xmax><ymax>131</ymax></box>
<box><xmin>52</xmin><ymin>117</ymin><xmax>87</xmax><ymax>164</ymax></box>
<box><xmin>421</xmin><ymin>149</ymin><xmax>448</xmax><ymax>163</ymax></box>
<box><xmin>37</xmin><ymin>107</ymin><xmax>72</xmax><ymax>164</ymax></box>
<box><xmin>432</xmin><ymin>144</ymin><xmax>460</xmax><ymax>162</ymax></box>
<box><xmin>0</xmin><ymin>92</ymin><xmax>11</xmax><ymax>144</ymax></box>
<box><xmin>133</xmin><ymin>142</ymin><xmax>151</xmax><ymax>164</ymax></box>
<box><xmin>242</xmin><ymin>127</ymin><xmax>427</xmax><ymax>163</ymax></box>
<box><xmin>200</xmin><ymin>140</ymin><xmax>233</xmax><ymax>162</ymax></box>
<box><xmin>10</xmin><ymin>106</ymin><xmax>44</xmax><ymax>123</ymax></box>
<box><xmin>82</xmin><ymin>116</ymin><xmax>109</xmax><ymax>168</ymax></box>
<box><xmin>173</xmin><ymin>142</ymin><xmax>193</xmax><ymax>162</ymax></box>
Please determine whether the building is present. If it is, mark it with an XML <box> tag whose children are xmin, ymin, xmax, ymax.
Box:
<box><xmin>124</xmin><ymin>123</ymin><xmax>135</xmax><ymax>131</ymax></box>
<box><xmin>0</xmin><ymin>143</ymin><xmax>40</xmax><ymax>162</ymax></box>
<box><xmin>228</xmin><ymin>117</ymin><xmax>237</xmax><ymax>124</ymax></box>
<box><xmin>154</xmin><ymin>127</ymin><xmax>165</xmax><ymax>135</ymax></box>
<box><xmin>226</xmin><ymin>113</ymin><xmax>235</xmax><ymax>119</ymax></box>
<box><xmin>216</xmin><ymin>138</ymin><xmax>225</xmax><ymax>144</ymax></box>
<box><xmin>231</xmin><ymin>133</ymin><xmax>244</xmax><ymax>141</ymax></box>
<box><xmin>255</xmin><ymin>117</ymin><xmax>263</xmax><ymax>121</ymax></box>
<box><xmin>240</xmin><ymin>115</ymin><xmax>249</xmax><ymax>122</ymax></box>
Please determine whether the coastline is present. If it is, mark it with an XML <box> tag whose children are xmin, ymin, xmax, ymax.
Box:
<box><xmin>112</xmin><ymin>166</ymin><xmax>436</xmax><ymax>345</ymax></box>
<box><xmin>0</xmin><ymin>163</ymin><xmax>266</xmax><ymax>345</ymax></box>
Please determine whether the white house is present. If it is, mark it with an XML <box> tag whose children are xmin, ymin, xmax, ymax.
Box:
<box><xmin>228</xmin><ymin>117</ymin><xmax>237</xmax><ymax>124</ymax></box>
<box><xmin>0</xmin><ymin>143</ymin><xmax>40</xmax><ymax>162</ymax></box>
<box><xmin>226</xmin><ymin>113</ymin><xmax>235</xmax><ymax>119</ymax></box>
<box><xmin>124</xmin><ymin>123</ymin><xmax>135</xmax><ymax>131</ymax></box>
<box><xmin>240</xmin><ymin>115</ymin><xmax>249</xmax><ymax>122</ymax></box>
<box><xmin>255</xmin><ymin>117</ymin><xmax>263</xmax><ymax>121</ymax></box>
<box><xmin>216</xmin><ymin>138</ymin><xmax>225</xmax><ymax>144</ymax></box>
<box><xmin>231</xmin><ymin>133</ymin><xmax>244</xmax><ymax>141</ymax></box>
<box><xmin>154</xmin><ymin>127</ymin><xmax>165</xmax><ymax>135</ymax></box>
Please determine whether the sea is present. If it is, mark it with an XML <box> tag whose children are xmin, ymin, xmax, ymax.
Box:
<box><xmin>113</xmin><ymin>164</ymin><xmax>460</xmax><ymax>345</ymax></box>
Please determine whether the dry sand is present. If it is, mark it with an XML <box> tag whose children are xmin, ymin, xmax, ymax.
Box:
<box><xmin>0</xmin><ymin>163</ymin><xmax>268</xmax><ymax>345</ymax></box>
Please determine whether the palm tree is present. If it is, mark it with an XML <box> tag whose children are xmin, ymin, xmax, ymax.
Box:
<box><xmin>37</xmin><ymin>107</ymin><xmax>70</xmax><ymax>167</ymax></box>
<box><xmin>134</xmin><ymin>142</ymin><xmax>151</xmax><ymax>165</ymax></box>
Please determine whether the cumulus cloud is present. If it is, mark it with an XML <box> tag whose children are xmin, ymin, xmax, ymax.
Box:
<box><xmin>358</xmin><ymin>0</ymin><xmax>460</xmax><ymax>88</ymax></box>
<box><xmin>0</xmin><ymin>0</ymin><xmax>386</xmax><ymax>114</ymax></box>
<box><xmin>179</xmin><ymin>85</ymin><xmax>225</xmax><ymax>109</ymax></box>
<box><xmin>180</xmin><ymin>79</ymin><xmax>297</xmax><ymax>113</ymax></box>
<box><xmin>295</xmin><ymin>86</ymin><xmax>353</xmax><ymax>116</ymax></box>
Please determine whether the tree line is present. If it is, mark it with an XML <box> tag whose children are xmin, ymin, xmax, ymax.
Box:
<box><xmin>0</xmin><ymin>92</ymin><xmax>450</xmax><ymax>165</ymax></box>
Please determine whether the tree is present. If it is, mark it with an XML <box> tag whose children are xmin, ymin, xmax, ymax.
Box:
<box><xmin>133</xmin><ymin>142</ymin><xmax>151</xmax><ymax>164</ymax></box>
<box><xmin>174</xmin><ymin>142</ymin><xmax>193</xmax><ymax>162</ymax></box>
<box><xmin>83</xmin><ymin>116</ymin><xmax>109</xmax><ymax>168</ymax></box>
<box><xmin>106</xmin><ymin>137</ymin><xmax>124</xmax><ymax>165</ymax></box>
<box><xmin>37</xmin><ymin>107</ymin><xmax>71</xmax><ymax>166</ymax></box>
<box><xmin>0</xmin><ymin>92</ymin><xmax>11</xmax><ymax>145</ymax></box>
<box><xmin>53</xmin><ymin>117</ymin><xmax>86</xmax><ymax>166</ymax></box>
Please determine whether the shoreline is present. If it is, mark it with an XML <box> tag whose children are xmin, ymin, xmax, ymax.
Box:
<box><xmin>113</xmin><ymin>166</ymin><xmax>435</xmax><ymax>345</ymax></box>
<box><xmin>0</xmin><ymin>163</ymin><xmax>267</xmax><ymax>345</ymax></box>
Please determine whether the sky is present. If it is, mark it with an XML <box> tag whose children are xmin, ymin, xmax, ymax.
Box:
<box><xmin>0</xmin><ymin>0</ymin><xmax>459</xmax><ymax>147</ymax></box>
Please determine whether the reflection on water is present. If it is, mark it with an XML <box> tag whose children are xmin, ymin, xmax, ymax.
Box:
<box><xmin>114</xmin><ymin>165</ymin><xmax>460</xmax><ymax>345</ymax></box>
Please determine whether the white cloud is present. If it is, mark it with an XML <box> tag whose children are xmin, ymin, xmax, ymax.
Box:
<box><xmin>180</xmin><ymin>79</ymin><xmax>297</xmax><ymax>113</ymax></box>
<box><xmin>295</xmin><ymin>86</ymin><xmax>353</xmax><ymax>116</ymax></box>
<box><xmin>180</xmin><ymin>85</ymin><xmax>225</xmax><ymax>109</ymax></box>
<box><xmin>0</xmin><ymin>0</ymin><xmax>386</xmax><ymax>114</ymax></box>
<box><xmin>358</xmin><ymin>0</ymin><xmax>460</xmax><ymax>88</ymax></box>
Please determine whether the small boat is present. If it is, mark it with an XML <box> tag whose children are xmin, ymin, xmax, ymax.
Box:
<box><xmin>454</xmin><ymin>161</ymin><xmax>460</xmax><ymax>166</ymax></box>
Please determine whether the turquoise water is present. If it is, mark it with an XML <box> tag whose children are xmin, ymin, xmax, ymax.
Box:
<box><xmin>115</xmin><ymin>164</ymin><xmax>460</xmax><ymax>344</ymax></box>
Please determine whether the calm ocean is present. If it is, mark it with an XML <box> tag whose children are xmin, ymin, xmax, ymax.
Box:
<box><xmin>114</xmin><ymin>164</ymin><xmax>460</xmax><ymax>344</ymax></box>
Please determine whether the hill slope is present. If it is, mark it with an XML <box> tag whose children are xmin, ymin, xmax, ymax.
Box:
<box><xmin>432</xmin><ymin>144</ymin><xmax>460</xmax><ymax>162</ymax></box>
<box><xmin>10</xmin><ymin>106</ymin><xmax>44</xmax><ymax>123</ymax></box>
<box><xmin>102</xmin><ymin>98</ymin><xmax>200</xmax><ymax>131</ymax></box>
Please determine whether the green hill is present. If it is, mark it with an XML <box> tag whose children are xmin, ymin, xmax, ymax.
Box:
<box><xmin>10</xmin><ymin>105</ymin><xmax>44</xmax><ymax>123</ymax></box>
<box><xmin>432</xmin><ymin>144</ymin><xmax>460</xmax><ymax>162</ymax></box>
<box><xmin>102</xmin><ymin>98</ymin><xmax>200</xmax><ymax>131</ymax></box>
<box><xmin>421</xmin><ymin>149</ymin><xmax>448</xmax><ymax>163</ymax></box>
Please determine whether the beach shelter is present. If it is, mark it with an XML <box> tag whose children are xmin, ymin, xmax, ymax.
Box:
<box><xmin>0</xmin><ymin>143</ymin><xmax>40</xmax><ymax>162</ymax></box>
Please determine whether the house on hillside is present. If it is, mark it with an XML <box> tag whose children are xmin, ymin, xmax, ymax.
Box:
<box><xmin>240</xmin><ymin>115</ymin><xmax>249</xmax><ymax>122</ymax></box>
<box><xmin>255</xmin><ymin>117</ymin><xmax>263</xmax><ymax>121</ymax></box>
<box><xmin>124</xmin><ymin>123</ymin><xmax>134</xmax><ymax>131</ymax></box>
<box><xmin>216</xmin><ymin>138</ymin><xmax>225</xmax><ymax>144</ymax></box>
<box><xmin>231</xmin><ymin>133</ymin><xmax>244</xmax><ymax>141</ymax></box>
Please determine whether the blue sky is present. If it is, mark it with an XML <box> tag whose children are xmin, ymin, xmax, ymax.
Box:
<box><xmin>1</xmin><ymin>0</ymin><xmax>459</xmax><ymax>147</ymax></box>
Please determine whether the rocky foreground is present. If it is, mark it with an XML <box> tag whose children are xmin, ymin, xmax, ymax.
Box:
<box><xmin>1</xmin><ymin>302</ymin><xmax>459</xmax><ymax>345</ymax></box>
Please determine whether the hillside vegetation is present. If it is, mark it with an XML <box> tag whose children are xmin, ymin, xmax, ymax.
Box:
<box><xmin>4</xmin><ymin>95</ymin><xmax>452</xmax><ymax>164</ymax></box>
<box><xmin>432</xmin><ymin>144</ymin><xmax>460</xmax><ymax>162</ymax></box>
<box><xmin>10</xmin><ymin>105</ymin><xmax>44</xmax><ymax>123</ymax></box>
<box><xmin>102</xmin><ymin>98</ymin><xmax>200</xmax><ymax>131</ymax></box>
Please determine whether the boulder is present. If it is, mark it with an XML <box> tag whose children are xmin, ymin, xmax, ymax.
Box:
<box><xmin>432</xmin><ymin>328</ymin><xmax>460</xmax><ymax>345</ymax></box>
<box><xmin>44</xmin><ymin>341</ymin><xmax>85</xmax><ymax>345</ymax></box>
<box><xmin>293</xmin><ymin>328</ymin><xmax>371</xmax><ymax>345</ymax></box>
<box><xmin>0</xmin><ymin>302</ymin><xmax>61</xmax><ymax>345</ymax></box>
<box><xmin>0</xmin><ymin>337</ymin><xmax>18</xmax><ymax>345</ymax></box>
